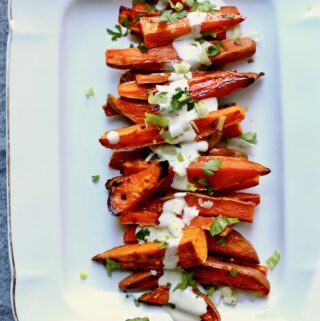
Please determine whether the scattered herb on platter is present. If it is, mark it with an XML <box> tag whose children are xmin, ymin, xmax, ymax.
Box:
<box><xmin>158</xmin><ymin>9</ymin><xmax>188</xmax><ymax>23</ymax></box>
<box><xmin>174</xmin><ymin>271</ymin><xmax>197</xmax><ymax>291</ymax></box>
<box><xmin>203</xmin><ymin>158</ymin><xmax>222</xmax><ymax>176</ymax></box>
<box><xmin>86</xmin><ymin>86</ymin><xmax>95</xmax><ymax>97</ymax></box>
<box><xmin>266</xmin><ymin>250</ymin><xmax>281</xmax><ymax>269</ymax></box>
<box><xmin>106</xmin><ymin>258</ymin><xmax>121</xmax><ymax>277</ymax></box>
<box><xmin>135</xmin><ymin>228</ymin><xmax>151</xmax><ymax>243</ymax></box>
<box><xmin>91</xmin><ymin>175</ymin><xmax>100</xmax><ymax>183</ymax></box>
<box><xmin>106</xmin><ymin>24</ymin><xmax>129</xmax><ymax>41</ymax></box>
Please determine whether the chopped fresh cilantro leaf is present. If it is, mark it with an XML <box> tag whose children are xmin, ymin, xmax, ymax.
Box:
<box><xmin>121</xmin><ymin>17</ymin><xmax>130</xmax><ymax>28</ymax></box>
<box><xmin>86</xmin><ymin>86</ymin><xmax>95</xmax><ymax>97</ymax></box>
<box><xmin>106</xmin><ymin>258</ymin><xmax>121</xmax><ymax>277</ymax></box>
<box><xmin>166</xmin><ymin>282</ymin><xmax>172</xmax><ymax>288</ymax></box>
<box><xmin>158</xmin><ymin>9</ymin><xmax>188</xmax><ymax>23</ymax></box>
<box><xmin>210</xmin><ymin>216</ymin><xmax>240</xmax><ymax>236</ymax></box>
<box><xmin>239</xmin><ymin>132</ymin><xmax>257</xmax><ymax>144</ymax></box>
<box><xmin>132</xmin><ymin>0</ymin><xmax>147</xmax><ymax>4</ymax></box>
<box><xmin>130</xmin><ymin>43</ymin><xmax>135</xmax><ymax>48</ymax></box>
<box><xmin>266</xmin><ymin>250</ymin><xmax>281</xmax><ymax>269</ymax></box>
<box><xmin>203</xmin><ymin>158</ymin><xmax>222</xmax><ymax>176</ymax></box>
<box><xmin>217</xmin><ymin>237</ymin><xmax>227</xmax><ymax>247</ymax></box>
<box><xmin>164</xmin><ymin>302</ymin><xmax>176</xmax><ymax>309</ymax></box>
<box><xmin>126</xmin><ymin>318</ymin><xmax>149</xmax><ymax>321</ymax></box>
<box><xmin>230</xmin><ymin>268</ymin><xmax>238</xmax><ymax>277</ymax></box>
<box><xmin>106</xmin><ymin>24</ymin><xmax>129</xmax><ymax>41</ymax></box>
<box><xmin>134</xmin><ymin>299</ymin><xmax>141</xmax><ymax>307</ymax></box>
<box><xmin>138</xmin><ymin>42</ymin><xmax>148</xmax><ymax>53</ymax></box>
<box><xmin>187</xmin><ymin>0</ymin><xmax>217</xmax><ymax>13</ymax></box>
<box><xmin>91</xmin><ymin>175</ymin><xmax>100</xmax><ymax>183</ymax></box>
<box><xmin>248</xmin><ymin>58</ymin><xmax>254</xmax><ymax>63</ymax></box>
<box><xmin>201</xmin><ymin>31</ymin><xmax>217</xmax><ymax>38</ymax></box>
<box><xmin>145</xmin><ymin>113</ymin><xmax>169</xmax><ymax>128</ymax></box>
<box><xmin>135</xmin><ymin>228</ymin><xmax>150</xmax><ymax>243</ymax></box>
<box><xmin>169</xmin><ymin>88</ymin><xmax>193</xmax><ymax>112</ymax></box>
<box><xmin>169</xmin><ymin>0</ymin><xmax>184</xmax><ymax>12</ymax></box>
<box><xmin>150</xmin><ymin>155</ymin><xmax>160</xmax><ymax>161</ymax></box>
<box><xmin>174</xmin><ymin>271</ymin><xmax>197</xmax><ymax>291</ymax></box>
<box><xmin>197</xmin><ymin>178</ymin><xmax>209</xmax><ymax>187</ymax></box>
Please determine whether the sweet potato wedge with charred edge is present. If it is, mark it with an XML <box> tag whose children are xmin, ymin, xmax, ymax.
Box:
<box><xmin>209</xmin><ymin>146</ymin><xmax>248</xmax><ymax>159</ymax></box>
<box><xmin>139</xmin><ymin>286</ymin><xmax>221</xmax><ymax>321</ymax></box>
<box><xmin>119</xmin><ymin>156</ymin><xmax>270</xmax><ymax>192</ymax></box>
<box><xmin>119</xmin><ymin>271</ymin><xmax>160</xmax><ymax>291</ymax></box>
<box><xmin>119</xmin><ymin>192</ymin><xmax>257</xmax><ymax>225</ymax></box>
<box><xmin>118</xmin><ymin>71</ymin><xmax>264</xmax><ymax>101</ymax></box>
<box><xmin>109</xmin><ymin>148</ymin><xmax>150</xmax><ymax>169</ymax></box>
<box><xmin>140</xmin><ymin>7</ymin><xmax>244</xmax><ymax>48</ymax></box>
<box><xmin>194</xmin><ymin>256</ymin><xmax>270</xmax><ymax>295</ymax></box>
<box><xmin>107</xmin><ymin>161</ymin><xmax>169</xmax><ymax>215</ymax></box>
<box><xmin>106</xmin><ymin>37</ymin><xmax>256</xmax><ymax>71</ymax></box>
<box><xmin>206</xmin><ymin>230</ymin><xmax>260</xmax><ymax>263</ymax></box>
<box><xmin>99</xmin><ymin>106</ymin><xmax>245</xmax><ymax>150</ymax></box>
<box><xmin>92</xmin><ymin>227</ymin><xmax>207</xmax><ymax>270</ymax></box>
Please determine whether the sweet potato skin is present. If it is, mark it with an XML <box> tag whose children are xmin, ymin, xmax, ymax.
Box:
<box><xmin>194</xmin><ymin>256</ymin><xmax>270</xmax><ymax>295</ymax></box>
<box><xmin>106</xmin><ymin>37</ymin><xmax>256</xmax><ymax>71</ymax></box>
<box><xmin>119</xmin><ymin>271</ymin><xmax>160</xmax><ymax>291</ymax></box>
<box><xmin>92</xmin><ymin>227</ymin><xmax>208</xmax><ymax>270</ymax></box>
<box><xmin>208</xmin><ymin>146</ymin><xmax>248</xmax><ymax>159</ymax></box>
<box><xmin>109</xmin><ymin>149</ymin><xmax>149</xmax><ymax>169</ymax></box>
<box><xmin>206</xmin><ymin>230</ymin><xmax>260</xmax><ymax>263</ymax></box>
<box><xmin>107</xmin><ymin>161</ymin><xmax>169</xmax><ymax>215</ymax></box>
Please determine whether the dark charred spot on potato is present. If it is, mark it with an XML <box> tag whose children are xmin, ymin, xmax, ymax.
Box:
<box><xmin>151</xmin><ymin>104</ymin><xmax>160</xmax><ymax>112</ymax></box>
<box><xmin>211</xmin><ymin>121</ymin><xmax>217</xmax><ymax>129</ymax></box>
<box><xmin>159</xmin><ymin>161</ymin><xmax>169</xmax><ymax>179</ymax></box>
<box><xmin>121</xmin><ymin>194</ymin><xmax>127</xmax><ymax>200</ymax></box>
<box><xmin>113</xmin><ymin>178</ymin><xmax>125</xmax><ymax>187</ymax></box>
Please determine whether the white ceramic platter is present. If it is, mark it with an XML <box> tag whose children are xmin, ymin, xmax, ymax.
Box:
<box><xmin>7</xmin><ymin>0</ymin><xmax>320</xmax><ymax>320</ymax></box>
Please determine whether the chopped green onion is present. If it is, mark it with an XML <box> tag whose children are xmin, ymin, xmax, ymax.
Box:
<box><xmin>145</xmin><ymin>113</ymin><xmax>169</xmax><ymax>128</ymax></box>
<box><xmin>207</xmin><ymin>286</ymin><xmax>216</xmax><ymax>296</ymax></box>
<box><xmin>266</xmin><ymin>250</ymin><xmax>281</xmax><ymax>269</ymax></box>
<box><xmin>187</xmin><ymin>182</ymin><xmax>197</xmax><ymax>192</ymax></box>
<box><xmin>160</xmin><ymin>241</ymin><xmax>169</xmax><ymax>249</ymax></box>
<box><xmin>177</xmin><ymin>153</ymin><xmax>184</xmax><ymax>162</ymax></box>
<box><xmin>217</xmin><ymin>237</ymin><xmax>227</xmax><ymax>247</ymax></box>
<box><xmin>195</xmin><ymin>101</ymin><xmax>209</xmax><ymax>117</ymax></box>
<box><xmin>173</xmin><ymin>62</ymin><xmax>191</xmax><ymax>74</ymax></box>
<box><xmin>164</xmin><ymin>302</ymin><xmax>176</xmax><ymax>309</ymax></box>
<box><xmin>217</xmin><ymin>116</ymin><xmax>226</xmax><ymax>131</ymax></box>
<box><xmin>147</xmin><ymin>92</ymin><xmax>168</xmax><ymax>105</ymax></box>
<box><xmin>91</xmin><ymin>175</ymin><xmax>100</xmax><ymax>183</ymax></box>
<box><xmin>239</xmin><ymin>132</ymin><xmax>257</xmax><ymax>144</ymax></box>
<box><xmin>174</xmin><ymin>271</ymin><xmax>197</xmax><ymax>291</ymax></box>
<box><xmin>86</xmin><ymin>86</ymin><xmax>95</xmax><ymax>97</ymax></box>
<box><xmin>126</xmin><ymin>318</ymin><xmax>150</xmax><ymax>321</ymax></box>
<box><xmin>80</xmin><ymin>271</ymin><xmax>88</xmax><ymax>280</ymax></box>
<box><xmin>106</xmin><ymin>258</ymin><xmax>121</xmax><ymax>277</ymax></box>
<box><xmin>244</xmin><ymin>105</ymin><xmax>249</xmax><ymax>112</ymax></box>
<box><xmin>234</xmin><ymin>38</ymin><xmax>243</xmax><ymax>45</ymax></box>
<box><xmin>210</xmin><ymin>216</ymin><xmax>240</xmax><ymax>236</ymax></box>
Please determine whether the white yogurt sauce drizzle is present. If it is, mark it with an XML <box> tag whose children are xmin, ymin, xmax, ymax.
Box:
<box><xmin>106</xmin><ymin>131</ymin><xmax>120</xmax><ymax>144</ymax></box>
<box><xmin>159</xmin><ymin>270</ymin><xmax>208</xmax><ymax>321</ymax></box>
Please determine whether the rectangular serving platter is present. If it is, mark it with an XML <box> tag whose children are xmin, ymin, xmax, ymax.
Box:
<box><xmin>7</xmin><ymin>0</ymin><xmax>320</xmax><ymax>320</ymax></box>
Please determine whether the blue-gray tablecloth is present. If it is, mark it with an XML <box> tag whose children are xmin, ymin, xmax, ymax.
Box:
<box><xmin>0</xmin><ymin>0</ymin><xmax>13</xmax><ymax>320</ymax></box>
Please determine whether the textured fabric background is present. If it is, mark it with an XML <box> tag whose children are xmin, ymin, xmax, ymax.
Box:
<box><xmin>0</xmin><ymin>0</ymin><xmax>13</xmax><ymax>320</ymax></box>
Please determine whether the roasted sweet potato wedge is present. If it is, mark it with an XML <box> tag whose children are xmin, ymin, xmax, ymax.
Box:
<box><xmin>194</xmin><ymin>256</ymin><xmax>270</xmax><ymax>295</ymax></box>
<box><xmin>106</xmin><ymin>37</ymin><xmax>256</xmax><ymax>71</ymax></box>
<box><xmin>120</xmin><ymin>192</ymin><xmax>257</xmax><ymax>225</ymax></box>
<box><xmin>119</xmin><ymin>156</ymin><xmax>270</xmax><ymax>192</ymax></box>
<box><xmin>139</xmin><ymin>286</ymin><xmax>221</xmax><ymax>321</ymax></box>
<box><xmin>100</xmin><ymin>106</ymin><xmax>245</xmax><ymax>150</ymax></box>
<box><xmin>109</xmin><ymin>148</ymin><xmax>150</xmax><ymax>169</ymax></box>
<box><xmin>119</xmin><ymin>271</ymin><xmax>160</xmax><ymax>291</ymax></box>
<box><xmin>206</xmin><ymin>230</ymin><xmax>260</xmax><ymax>263</ymax></box>
<box><xmin>107</xmin><ymin>161</ymin><xmax>169</xmax><ymax>215</ymax></box>
<box><xmin>221</xmin><ymin>122</ymin><xmax>242</xmax><ymax>138</ymax></box>
<box><xmin>118</xmin><ymin>71</ymin><xmax>263</xmax><ymax>101</ymax></box>
<box><xmin>92</xmin><ymin>227</ymin><xmax>208</xmax><ymax>270</ymax></box>
<box><xmin>140</xmin><ymin>7</ymin><xmax>244</xmax><ymax>48</ymax></box>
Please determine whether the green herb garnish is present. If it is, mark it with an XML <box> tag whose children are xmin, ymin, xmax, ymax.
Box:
<box><xmin>203</xmin><ymin>158</ymin><xmax>222</xmax><ymax>176</ymax></box>
<box><xmin>158</xmin><ymin>9</ymin><xmax>188</xmax><ymax>23</ymax></box>
<box><xmin>106</xmin><ymin>24</ymin><xmax>129</xmax><ymax>41</ymax></box>
<box><xmin>174</xmin><ymin>271</ymin><xmax>197</xmax><ymax>291</ymax></box>
<box><xmin>207</xmin><ymin>42</ymin><xmax>221</xmax><ymax>57</ymax></box>
<box><xmin>91</xmin><ymin>175</ymin><xmax>100</xmax><ymax>183</ymax></box>
<box><xmin>229</xmin><ymin>268</ymin><xmax>238</xmax><ymax>277</ymax></box>
<box><xmin>217</xmin><ymin>237</ymin><xmax>227</xmax><ymax>247</ymax></box>
<box><xmin>86</xmin><ymin>86</ymin><xmax>95</xmax><ymax>97</ymax></box>
<box><xmin>164</xmin><ymin>302</ymin><xmax>176</xmax><ymax>309</ymax></box>
<box><xmin>239</xmin><ymin>132</ymin><xmax>257</xmax><ymax>144</ymax></box>
<box><xmin>169</xmin><ymin>88</ymin><xmax>193</xmax><ymax>112</ymax></box>
<box><xmin>138</xmin><ymin>42</ymin><xmax>148</xmax><ymax>53</ymax></box>
<box><xmin>187</xmin><ymin>0</ymin><xmax>217</xmax><ymax>13</ymax></box>
<box><xmin>126</xmin><ymin>318</ymin><xmax>149</xmax><ymax>321</ymax></box>
<box><xmin>187</xmin><ymin>182</ymin><xmax>197</xmax><ymax>192</ymax></box>
<box><xmin>145</xmin><ymin>113</ymin><xmax>169</xmax><ymax>128</ymax></box>
<box><xmin>134</xmin><ymin>299</ymin><xmax>141</xmax><ymax>307</ymax></box>
<box><xmin>266</xmin><ymin>250</ymin><xmax>281</xmax><ymax>269</ymax></box>
<box><xmin>135</xmin><ymin>228</ymin><xmax>150</xmax><ymax>243</ymax></box>
<box><xmin>210</xmin><ymin>216</ymin><xmax>240</xmax><ymax>236</ymax></box>
<box><xmin>234</xmin><ymin>38</ymin><xmax>243</xmax><ymax>45</ymax></box>
<box><xmin>106</xmin><ymin>258</ymin><xmax>121</xmax><ymax>277</ymax></box>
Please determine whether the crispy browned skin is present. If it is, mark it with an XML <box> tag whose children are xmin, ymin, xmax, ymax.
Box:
<box><xmin>119</xmin><ymin>192</ymin><xmax>257</xmax><ymax>225</ymax></box>
<box><xmin>109</xmin><ymin>149</ymin><xmax>150</xmax><ymax>170</ymax></box>
<box><xmin>139</xmin><ymin>286</ymin><xmax>221</xmax><ymax>321</ymax></box>
<box><xmin>99</xmin><ymin>106</ymin><xmax>245</xmax><ymax>149</ymax></box>
<box><xmin>107</xmin><ymin>161</ymin><xmax>169</xmax><ymax>215</ymax></box>
<box><xmin>209</xmin><ymin>146</ymin><xmax>248</xmax><ymax>159</ymax></box>
<box><xmin>117</xmin><ymin>71</ymin><xmax>264</xmax><ymax>100</ymax></box>
<box><xmin>206</xmin><ymin>230</ymin><xmax>260</xmax><ymax>263</ymax></box>
<box><xmin>106</xmin><ymin>37</ymin><xmax>256</xmax><ymax>71</ymax></box>
<box><xmin>140</xmin><ymin>7</ymin><xmax>244</xmax><ymax>48</ymax></box>
<box><xmin>194</xmin><ymin>256</ymin><xmax>270</xmax><ymax>295</ymax></box>
<box><xmin>92</xmin><ymin>227</ymin><xmax>208</xmax><ymax>270</ymax></box>
<box><xmin>119</xmin><ymin>156</ymin><xmax>270</xmax><ymax>192</ymax></box>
